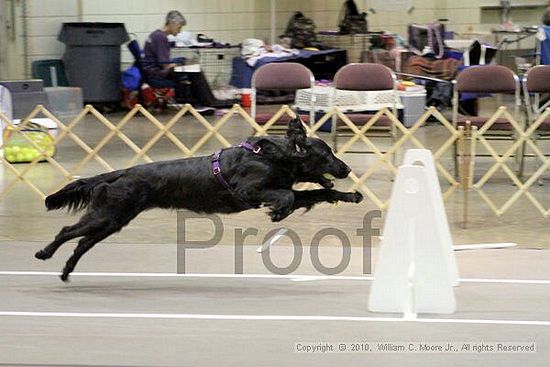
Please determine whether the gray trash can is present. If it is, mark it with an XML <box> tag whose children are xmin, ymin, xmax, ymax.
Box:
<box><xmin>58</xmin><ymin>22</ymin><xmax>129</xmax><ymax>104</ymax></box>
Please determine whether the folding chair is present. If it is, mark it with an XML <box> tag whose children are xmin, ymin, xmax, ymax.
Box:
<box><xmin>251</xmin><ymin>62</ymin><xmax>315</xmax><ymax>133</ymax></box>
<box><xmin>523</xmin><ymin>64</ymin><xmax>550</xmax><ymax>125</ymax></box>
<box><xmin>126</xmin><ymin>39</ymin><xmax>179</xmax><ymax>109</ymax></box>
<box><xmin>522</xmin><ymin>65</ymin><xmax>550</xmax><ymax>181</ymax></box>
<box><xmin>330</xmin><ymin>63</ymin><xmax>399</xmax><ymax>154</ymax></box>
<box><xmin>451</xmin><ymin>64</ymin><xmax>524</xmax><ymax>176</ymax></box>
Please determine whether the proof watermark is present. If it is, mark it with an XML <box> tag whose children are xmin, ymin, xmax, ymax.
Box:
<box><xmin>176</xmin><ymin>210</ymin><xmax>381</xmax><ymax>275</ymax></box>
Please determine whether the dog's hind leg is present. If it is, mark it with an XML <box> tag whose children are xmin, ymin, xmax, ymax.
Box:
<box><xmin>59</xmin><ymin>206</ymin><xmax>143</xmax><ymax>281</ymax></box>
<box><xmin>59</xmin><ymin>223</ymin><xmax>120</xmax><ymax>282</ymax></box>
<box><xmin>38</xmin><ymin>178</ymin><xmax>146</xmax><ymax>261</ymax></box>
<box><xmin>35</xmin><ymin>211</ymin><xmax>108</xmax><ymax>260</ymax></box>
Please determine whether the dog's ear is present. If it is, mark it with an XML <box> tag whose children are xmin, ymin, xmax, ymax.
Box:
<box><xmin>287</xmin><ymin>116</ymin><xmax>307</xmax><ymax>153</ymax></box>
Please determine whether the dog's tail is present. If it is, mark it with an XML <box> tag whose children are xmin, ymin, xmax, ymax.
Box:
<box><xmin>45</xmin><ymin>171</ymin><xmax>125</xmax><ymax>212</ymax></box>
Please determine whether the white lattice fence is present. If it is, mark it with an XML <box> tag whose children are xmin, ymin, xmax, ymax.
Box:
<box><xmin>1</xmin><ymin>103</ymin><xmax>549</xmax><ymax>220</ymax></box>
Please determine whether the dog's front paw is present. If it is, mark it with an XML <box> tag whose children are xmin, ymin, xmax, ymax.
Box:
<box><xmin>340</xmin><ymin>191</ymin><xmax>363</xmax><ymax>203</ymax></box>
<box><xmin>269</xmin><ymin>208</ymin><xmax>291</xmax><ymax>222</ymax></box>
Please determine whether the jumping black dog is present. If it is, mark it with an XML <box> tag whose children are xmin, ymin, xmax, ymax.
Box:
<box><xmin>35</xmin><ymin>118</ymin><xmax>363</xmax><ymax>281</ymax></box>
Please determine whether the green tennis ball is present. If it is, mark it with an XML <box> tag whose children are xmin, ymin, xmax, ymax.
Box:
<box><xmin>15</xmin><ymin>153</ymin><xmax>24</xmax><ymax>162</ymax></box>
<box><xmin>11</xmin><ymin>146</ymin><xmax>21</xmax><ymax>153</ymax></box>
<box><xmin>4</xmin><ymin>147</ymin><xmax>13</xmax><ymax>155</ymax></box>
<box><xmin>5</xmin><ymin>154</ymin><xmax>16</xmax><ymax>162</ymax></box>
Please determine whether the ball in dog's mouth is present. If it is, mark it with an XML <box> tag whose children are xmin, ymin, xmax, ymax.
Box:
<box><xmin>320</xmin><ymin>173</ymin><xmax>336</xmax><ymax>188</ymax></box>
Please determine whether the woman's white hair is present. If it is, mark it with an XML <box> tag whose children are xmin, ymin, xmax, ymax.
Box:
<box><xmin>165</xmin><ymin>10</ymin><xmax>186</xmax><ymax>26</ymax></box>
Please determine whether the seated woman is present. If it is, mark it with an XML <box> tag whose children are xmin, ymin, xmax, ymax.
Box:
<box><xmin>142</xmin><ymin>10</ymin><xmax>237</xmax><ymax>108</ymax></box>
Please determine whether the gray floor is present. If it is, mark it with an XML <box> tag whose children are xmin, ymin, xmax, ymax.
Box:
<box><xmin>1</xmin><ymin>108</ymin><xmax>550</xmax><ymax>366</ymax></box>
<box><xmin>1</xmin><ymin>243</ymin><xmax>549</xmax><ymax>366</ymax></box>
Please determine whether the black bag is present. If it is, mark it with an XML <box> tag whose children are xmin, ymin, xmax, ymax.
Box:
<box><xmin>463</xmin><ymin>40</ymin><xmax>497</xmax><ymax>66</ymax></box>
<box><xmin>338</xmin><ymin>0</ymin><xmax>368</xmax><ymax>34</ymax></box>
<box><xmin>408</xmin><ymin>23</ymin><xmax>445</xmax><ymax>59</ymax></box>
<box><xmin>285</xmin><ymin>12</ymin><xmax>317</xmax><ymax>49</ymax></box>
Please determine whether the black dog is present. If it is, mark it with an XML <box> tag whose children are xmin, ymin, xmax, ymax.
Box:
<box><xmin>35</xmin><ymin>118</ymin><xmax>363</xmax><ymax>281</ymax></box>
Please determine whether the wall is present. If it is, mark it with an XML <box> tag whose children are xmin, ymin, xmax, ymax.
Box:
<box><xmin>25</xmin><ymin>0</ymin><xmax>79</xmax><ymax>75</ymax></box>
<box><xmin>302</xmin><ymin>0</ymin><xmax>439</xmax><ymax>37</ymax></box>
<box><xmin>0</xmin><ymin>2</ymin><xmax>6</xmax><ymax>80</ymax></box>
<box><xmin>21</xmin><ymin>0</ymin><xmax>285</xmax><ymax>76</ymax></box>
<box><xmin>438</xmin><ymin>0</ymin><xmax>547</xmax><ymax>50</ymax></box>
<box><xmin>2</xmin><ymin>0</ymin><xmax>29</xmax><ymax>80</ymax></box>
<box><xmin>19</xmin><ymin>0</ymin><xmax>439</xmax><ymax>75</ymax></box>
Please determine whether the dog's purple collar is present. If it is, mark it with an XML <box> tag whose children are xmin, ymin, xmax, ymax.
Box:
<box><xmin>211</xmin><ymin>150</ymin><xmax>232</xmax><ymax>191</ymax></box>
<box><xmin>211</xmin><ymin>141</ymin><xmax>262</xmax><ymax>206</ymax></box>
<box><xmin>239</xmin><ymin>141</ymin><xmax>262</xmax><ymax>154</ymax></box>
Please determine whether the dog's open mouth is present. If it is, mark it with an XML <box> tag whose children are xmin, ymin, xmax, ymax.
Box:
<box><xmin>319</xmin><ymin>173</ymin><xmax>336</xmax><ymax>188</ymax></box>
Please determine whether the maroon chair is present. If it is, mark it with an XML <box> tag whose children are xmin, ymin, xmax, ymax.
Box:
<box><xmin>452</xmin><ymin>64</ymin><xmax>521</xmax><ymax>129</ymax></box>
<box><xmin>250</xmin><ymin>62</ymin><xmax>315</xmax><ymax>132</ymax></box>
<box><xmin>523</xmin><ymin>65</ymin><xmax>550</xmax><ymax>182</ymax></box>
<box><xmin>523</xmin><ymin>64</ymin><xmax>550</xmax><ymax>133</ymax></box>
<box><xmin>331</xmin><ymin>63</ymin><xmax>399</xmax><ymax>153</ymax></box>
<box><xmin>451</xmin><ymin>64</ymin><xmax>524</xmax><ymax>176</ymax></box>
